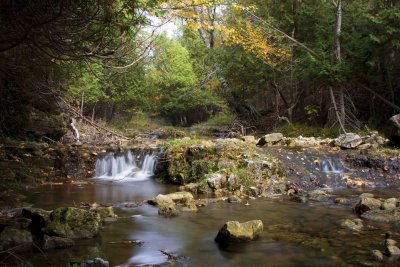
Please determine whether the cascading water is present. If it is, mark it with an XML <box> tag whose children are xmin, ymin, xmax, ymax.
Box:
<box><xmin>321</xmin><ymin>158</ymin><xmax>345</xmax><ymax>173</ymax></box>
<box><xmin>93</xmin><ymin>149</ymin><xmax>158</xmax><ymax>182</ymax></box>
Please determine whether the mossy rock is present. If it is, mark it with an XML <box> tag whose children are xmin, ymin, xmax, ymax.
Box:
<box><xmin>44</xmin><ymin>207</ymin><xmax>101</xmax><ymax>239</ymax></box>
<box><xmin>164</xmin><ymin>138</ymin><xmax>286</xmax><ymax>190</ymax></box>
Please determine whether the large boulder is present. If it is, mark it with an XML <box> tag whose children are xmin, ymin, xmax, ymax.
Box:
<box><xmin>215</xmin><ymin>220</ymin><xmax>263</xmax><ymax>244</ymax></box>
<box><xmin>334</xmin><ymin>133</ymin><xmax>363</xmax><ymax>149</ymax></box>
<box><xmin>257</xmin><ymin>133</ymin><xmax>283</xmax><ymax>147</ymax></box>
<box><xmin>44</xmin><ymin>207</ymin><xmax>101</xmax><ymax>239</ymax></box>
<box><xmin>0</xmin><ymin>227</ymin><xmax>32</xmax><ymax>251</ymax></box>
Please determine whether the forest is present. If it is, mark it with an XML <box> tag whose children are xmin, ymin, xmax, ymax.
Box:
<box><xmin>1</xmin><ymin>1</ymin><xmax>400</xmax><ymax>266</ymax></box>
<box><xmin>1</xmin><ymin>0</ymin><xmax>399</xmax><ymax>141</ymax></box>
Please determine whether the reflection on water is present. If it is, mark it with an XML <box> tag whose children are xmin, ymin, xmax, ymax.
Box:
<box><xmin>23</xmin><ymin>180</ymin><xmax>400</xmax><ymax>266</ymax></box>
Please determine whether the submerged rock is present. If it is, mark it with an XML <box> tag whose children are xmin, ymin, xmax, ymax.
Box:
<box><xmin>340</xmin><ymin>218</ymin><xmax>363</xmax><ymax>232</ymax></box>
<box><xmin>79</xmin><ymin>257</ymin><xmax>110</xmax><ymax>267</ymax></box>
<box><xmin>371</xmin><ymin>250</ymin><xmax>383</xmax><ymax>262</ymax></box>
<box><xmin>361</xmin><ymin>208</ymin><xmax>400</xmax><ymax>222</ymax></box>
<box><xmin>215</xmin><ymin>220</ymin><xmax>263</xmax><ymax>244</ymax></box>
<box><xmin>44</xmin><ymin>207</ymin><xmax>101</xmax><ymax>239</ymax></box>
<box><xmin>0</xmin><ymin>227</ymin><xmax>32</xmax><ymax>251</ymax></box>
<box><xmin>307</xmin><ymin>190</ymin><xmax>329</xmax><ymax>201</ymax></box>
<box><xmin>42</xmin><ymin>235</ymin><xmax>74</xmax><ymax>250</ymax></box>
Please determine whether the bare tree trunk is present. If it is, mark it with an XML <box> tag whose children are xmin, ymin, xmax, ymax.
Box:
<box><xmin>331</xmin><ymin>0</ymin><xmax>346</xmax><ymax>132</ymax></box>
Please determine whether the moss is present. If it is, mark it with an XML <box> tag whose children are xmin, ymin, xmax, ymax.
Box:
<box><xmin>163</xmin><ymin>138</ymin><xmax>286</xmax><ymax>191</ymax></box>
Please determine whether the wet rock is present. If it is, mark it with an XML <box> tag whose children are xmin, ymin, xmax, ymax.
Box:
<box><xmin>340</xmin><ymin>219</ymin><xmax>363</xmax><ymax>231</ymax></box>
<box><xmin>386</xmin><ymin>245</ymin><xmax>400</xmax><ymax>257</ymax></box>
<box><xmin>42</xmin><ymin>234</ymin><xmax>74</xmax><ymax>250</ymax></box>
<box><xmin>228</xmin><ymin>195</ymin><xmax>242</xmax><ymax>203</ymax></box>
<box><xmin>334</xmin><ymin>133</ymin><xmax>363</xmax><ymax>149</ymax></box>
<box><xmin>248</xmin><ymin>187</ymin><xmax>259</xmax><ymax>197</ymax></box>
<box><xmin>361</xmin><ymin>208</ymin><xmax>400</xmax><ymax>222</ymax></box>
<box><xmin>355</xmin><ymin>197</ymin><xmax>382</xmax><ymax>215</ymax></box>
<box><xmin>290</xmin><ymin>194</ymin><xmax>308</xmax><ymax>203</ymax></box>
<box><xmin>371</xmin><ymin>250</ymin><xmax>383</xmax><ymax>262</ymax></box>
<box><xmin>92</xmin><ymin>207</ymin><xmax>117</xmax><ymax>220</ymax></box>
<box><xmin>381</xmin><ymin>198</ymin><xmax>398</xmax><ymax>210</ymax></box>
<box><xmin>0</xmin><ymin>227</ymin><xmax>32</xmax><ymax>251</ymax></box>
<box><xmin>44</xmin><ymin>207</ymin><xmax>101</xmax><ymax>239</ymax></box>
<box><xmin>206</xmin><ymin>173</ymin><xmax>224</xmax><ymax>190</ymax></box>
<box><xmin>256</xmin><ymin>133</ymin><xmax>283</xmax><ymax>147</ymax></box>
<box><xmin>158</xmin><ymin>203</ymin><xmax>179</xmax><ymax>217</ymax></box>
<box><xmin>359</xmin><ymin>193</ymin><xmax>374</xmax><ymax>199</ymax></box>
<box><xmin>215</xmin><ymin>220</ymin><xmax>263</xmax><ymax>244</ymax></box>
<box><xmin>335</xmin><ymin>198</ymin><xmax>350</xmax><ymax>205</ymax></box>
<box><xmin>152</xmin><ymin>192</ymin><xmax>197</xmax><ymax>215</ymax></box>
<box><xmin>307</xmin><ymin>190</ymin><xmax>329</xmax><ymax>201</ymax></box>
<box><xmin>178</xmin><ymin>183</ymin><xmax>200</xmax><ymax>194</ymax></box>
<box><xmin>22</xmin><ymin>207</ymin><xmax>52</xmax><ymax>235</ymax></box>
<box><xmin>79</xmin><ymin>257</ymin><xmax>110</xmax><ymax>267</ymax></box>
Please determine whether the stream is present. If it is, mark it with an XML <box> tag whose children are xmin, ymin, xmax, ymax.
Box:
<box><xmin>22</xmin><ymin>147</ymin><xmax>400</xmax><ymax>266</ymax></box>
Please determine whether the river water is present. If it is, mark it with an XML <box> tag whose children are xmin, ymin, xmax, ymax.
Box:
<box><xmin>22</xmin><ymin>148</ymin><xmax>400</xmax><ymax>266</ymax></box>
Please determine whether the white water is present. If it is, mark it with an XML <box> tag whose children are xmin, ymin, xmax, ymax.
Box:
<box><xmin>93</xmin><ymin>150</ymin><xmax>157</xmax><ymax>182</ymax></box>
<box><xmin>321</xmin><ymin>159</ymin><xmax>344</xmax><ymax>174</ymax></box>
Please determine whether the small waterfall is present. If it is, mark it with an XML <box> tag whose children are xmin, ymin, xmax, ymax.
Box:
<box><xmin>321</xmin><ymin>158</ymin><xmax>345</xmax><ymax>174</ymax></box>
<box><xmin>93</xmin><ymin>149</ymin><xmax>158</xmax><ymax>182</ymax></box>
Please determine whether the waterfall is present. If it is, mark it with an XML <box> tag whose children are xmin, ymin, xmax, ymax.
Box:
<box><xmin>93</xmin><ymin>149</ymin><xmax>158</xmax><ymax>182</ymax></box>
<box><xmin>321</xmin><ymin>158</ymin><xmax>345</xmax><ymax>174</ymax></box>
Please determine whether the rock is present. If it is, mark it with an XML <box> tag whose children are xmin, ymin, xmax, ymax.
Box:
<box><xmin>334</xmin><ymin>133</ymin><xmax>363</xmax><ymax>149</ymax></box>
<box><xmin>382</xmin><ymin>198</ymin><xmax>398</xmax><ymax>210</ymax></box>
<box><xmin>359</xmin><ymin>193</ymin><xmax>374</xmax><ymax>199</ymax></box>
<box><xmin>241</xmin><ymin>136</ymin><xmax>256</xmax><ymax>143</ymax></box>
<box><xmin>335</xmin><ymin>198</ymin><xmax>350</xmax><ymax>205</ymax></box>
<box><xmin>386</xmin><ymin>245</ymin><xmax>400</xmax><ymax>256</ymax></box>
<box><xmin>307</xmin><ymin>190</ymin><xmax>329</xmax><ymax>201</ymax></box>
<box><xmin>357</xmin><ymin>143</ymin><xmax>372</xmax><ymax>150</ymax></box>
<box><xmin>361</xmin><ymin>208</ymin><xmax>400</xmax><ymax>222</ymax></box>
<box><xmin>0</xmin><ymin>227</ymin><xmax>32</xmax><ymax>251</ymax></box>
<box><xmin>372</xmin><ymin>250</ymin><xmax>383</xmax><ymax>262</ymax></box>
<box><xmin>387</xmin><ymin>114</ymin><xmax>400</xmax><ymax>147</ymax></box>
<box><xmin>206</xmin><ymin>173</ymin><xmax>224</xmax><ymax>190</ymax></box>
<box><xmin>92</xmin><ymin>207</ymin><xmax>117</xmax><ymax>220</ymax></box>
<box><xmin>340</xmin><ymin>219</ymin><xmax>363</xmax><ymax>231</ymax></box>
<box><xmin>80</xmin><ymin>257</ymin><xmax>110</xmax><ymax>267</ymax></box>
<box><xmin>153</xmin><ymin>194</ymin><xmax>174</xmax><ymax>206</ymax></box>
<box><xmin>355</xmin><ymin>197</ymin><xmax>382</xmax><ymax>215</ymax></box>
<box><xmin>42</xmin><ymin>235</ymin><xmax>74</xmax><ymax>250</ymax></box>
<box><xmin>22</xmin><ymin>207</ymin><xmax>52</xmax><ymax>235</ymax></box>
<box><xmin>179</xmin><ymin>183</ymin><xmax>199</xmax><ymax>193</ymax></box>
<box><xmin>215</xmin><ymin>220</ymin><xmax>263</xmax><ymax>244</ymax></box>
<box><xmin>158</xmin><ymin>203</ymin><xmax>179</xmax><ymax>217</ymax></box>
<box><xmin>152</xmin><ymin>192</ymin><xmax>197</xmax><ymax>215</ymax></box>
<box><xmin>383</xmin><ymin>238</ymin><xmax>397</xmax><ymax>248</ymax></box>
<box><xmin>228</xmin><ymin>195</ymin><xmax>242</xmax><ymax>203</ymax></box>
<box><xmin>44</xmin><ymin>207</ymin><xmax>101</xmax><ymax>239</ymax></box>
<box><xmin>256</xmin><ymin>133</ymin><xmax>283</xmax><ymax>147</ymax></box>
<box><xmin>249</xmin><ymin>186</ymin><xmax>259</xmax><ymax>197</ymax></box>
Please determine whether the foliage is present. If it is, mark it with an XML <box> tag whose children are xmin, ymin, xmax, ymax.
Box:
<box><xmin>275</xmin><ymin>124</ymin><xmax>339</xmax><ymax>138</ymax></box>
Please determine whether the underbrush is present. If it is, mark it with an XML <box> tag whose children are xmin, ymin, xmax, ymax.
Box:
<box><xmin>274</xmin><ymin>123</ymin><xmax>340</xmax><ymax>138</ymax></box>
